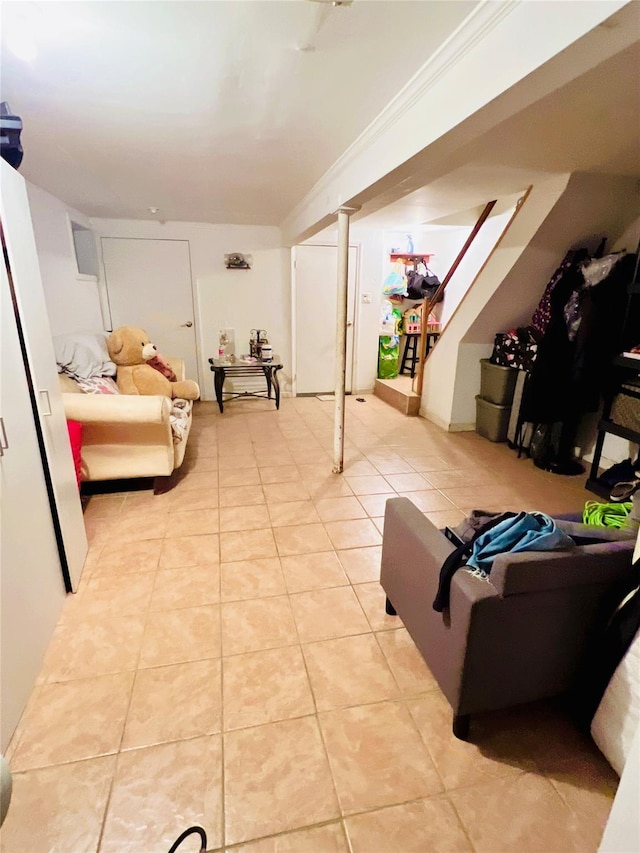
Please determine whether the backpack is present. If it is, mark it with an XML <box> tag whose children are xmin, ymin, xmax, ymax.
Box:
<box><xmin>491</xmin><ymin>326</ymin><xmax>539</xmax><ymax>371</ymax></box>
<box><xmin>406</xmin><ymin>268</ymin><xmax>442</xmax><ymax>301</ymax></box>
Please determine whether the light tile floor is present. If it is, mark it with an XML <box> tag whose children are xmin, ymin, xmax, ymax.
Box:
<box><xmin>1</xmin><ymin>395</ymin><xmax>619</xmax><ymax>852</ymax></box>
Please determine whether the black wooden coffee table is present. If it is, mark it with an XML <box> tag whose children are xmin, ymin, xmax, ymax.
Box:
<box><xmin>208</xmin><ymin>357</ymin><xmax>283</xmax><ymax>413</ymax></box>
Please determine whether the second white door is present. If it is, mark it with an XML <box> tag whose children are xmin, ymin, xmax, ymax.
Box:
<box><xmin>101</xmin><ymin>238</ymin><xmax>199</xmax><ymax>384</ymax></box>
<box><xmin>294</xmin><ymin>244</ymin><xmax>358</xmax><ymax>395</ymax></box>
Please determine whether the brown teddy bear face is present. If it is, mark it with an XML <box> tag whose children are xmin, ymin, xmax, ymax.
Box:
<box><xmin>107</xmin><ymin>326</ymin><xmax>158</xmax><ymax>366</ymax></box>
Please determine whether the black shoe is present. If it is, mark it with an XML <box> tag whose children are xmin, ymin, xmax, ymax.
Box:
<box><xmin>610</xmin><ymin>479</ymin><xmax>640</xmax><ymax>502</ymax></box>
<box><xmin>549</xmin><ymin>457</ymin><xmax>585</xmax><ymax>476</ymax></box>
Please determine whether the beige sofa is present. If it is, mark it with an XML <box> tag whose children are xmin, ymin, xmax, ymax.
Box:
<box><xmin>61</xmin><ymin>357</ymin><xmax>193</xmax><ymax>488</ymax></box>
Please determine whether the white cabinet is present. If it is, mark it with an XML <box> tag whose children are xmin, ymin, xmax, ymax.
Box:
<box><xmin>0</xmin><ymin>158</ymin><xmax>88</xmax><ymax>750</ymax></box>
<box><xmin>0</xmin><ymin>159</ymin><xmax>87</xmax><ymax>589</ymax></box>
<box><xmin>0</xmin><ymin>256</ymin><xmax>67</xmax><ymax>751</ymax></box>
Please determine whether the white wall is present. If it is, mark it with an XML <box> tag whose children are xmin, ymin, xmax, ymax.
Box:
<box><xmin>422</xmin><ymin>172</ymin><xmax>640</xmax><ymax>442</ymax></box>
<box><xmin>383</xmin><ymin>198</ymin><xmax>521</xmax><ymax>328</ymax></box>
<box><xmin>90</xmin><ymin>218</ymin><xmax>288</xmax><ymax>401</ymax></box>
<box><xmin>23</xmin><ymin>186</ymin><xmax>292</xmax><ymax>403</ymax></box>
<box><xmin>196</xmin><ymin>249</ymin><xmax>290</xmax><ymax>401</ymax></box>
<box><xmin>26</xmin><ymin>182</ymin><xmax>105</xmax><ymax>335</ymax></box>
<box><xmin>422</xmin><ymin>172</ymin><xmax>569</xmax><ymax>429</ymax></box>
<box><xmin>304</xmin><ymin>201</ymin><xmax>522</xmax><ymax>394</ymax></box>
<box><xmin>353</xmin><ymin>229</ymin><xmax>387</xmax><ymax>392</ymax></box>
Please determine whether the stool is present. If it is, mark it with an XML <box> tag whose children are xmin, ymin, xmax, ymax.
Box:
<box><xmin>400</xmin><ymin>334</ymin><xmax>420</xmax><ymax>377</ymax></box>
<box><xmin>426</xmin><ymin>331</ymin><xmax>440</xmax><ymax>355</ymax></box>
<box><xmin>399</xmin><ymin>333</ymin><xmax>441</xmax><ymax>377</ymax></box>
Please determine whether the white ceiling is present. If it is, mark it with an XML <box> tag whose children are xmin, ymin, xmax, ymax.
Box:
<box><xmin>0</xmin><ymin>0</ymin><xmax>477</xmax><ymax>224</ymax></box>
<box><xmin>353</xmin><ymin>38</ymin><xmax>640</xmax><ymax>231</ymax></box>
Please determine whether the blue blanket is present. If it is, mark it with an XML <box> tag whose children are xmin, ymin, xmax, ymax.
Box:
<box><xmin>466</xmin><ymin>511</ymin><xmax>574</xmax><ymax>576</ymax></box>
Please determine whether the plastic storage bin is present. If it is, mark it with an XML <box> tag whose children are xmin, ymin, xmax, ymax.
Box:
<box><xmin>475</xmin><ymin>395</ymin><xmax>511</xmax><ymax>442</ymax></box>
<box><xmin>480</xmin><ymin>359</ymin><xmax>517</xmax><ymax>406</ymax></box>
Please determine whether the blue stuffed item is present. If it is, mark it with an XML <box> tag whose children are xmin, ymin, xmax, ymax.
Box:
<box><xmin>466</xmin><ymin>511</ymin><xmax>574</xmax><ymax>576</ymax></box>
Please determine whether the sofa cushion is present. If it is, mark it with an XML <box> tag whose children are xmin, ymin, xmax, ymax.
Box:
<box><xmin>489</xmin><ymin>540</ymin><xmax>636</xmax><ymax>596</ymax></box>
<box><xmin>59</xmin><ymin>375</ymin><xmax>83</xmax><ymax>394</ymax></box>
<box><xmin>556</xmin><ymin>519</ymin><xmax>638</xmax><ymax>542</ymax></box>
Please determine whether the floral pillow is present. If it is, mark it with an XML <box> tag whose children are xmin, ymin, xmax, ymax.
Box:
<box><xmin>74</xmin><ymin>376</ymin><xmax>120</xmax><ymax>395</ymax></box>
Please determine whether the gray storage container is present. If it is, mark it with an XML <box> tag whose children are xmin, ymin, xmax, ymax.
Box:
<box><xmin>475</xmin><ymin>395</ymin><xmax>511</xmax><ymax>442</ymax></box>
<box><xmin>480</xmin><ymin>358</ymin><xmax>517</xmax><ymax>406</ymax></box>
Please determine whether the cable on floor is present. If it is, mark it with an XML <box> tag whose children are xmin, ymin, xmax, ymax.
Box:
<box><xmin>167</xmin><ymin>825</ymin><xmax>207</xmax><ymax>853</ymax></box>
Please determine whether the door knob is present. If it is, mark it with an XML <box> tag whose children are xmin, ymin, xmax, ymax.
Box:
<box><xmin>0</xmin><ymin>417</ymin><xmax>7</xmax><ymax>455</ymax></box>
<box><xmin>181</xmin><ymin>321</ymin><xmax>193</xmax><ymax>328</ymax></box>
<box><xmin>347</xmin><ymin>321</ymin><xmax>353</xmax><ymax>327</ymax></box>
<box><xmin>39</xmin><ymin>390</ymin><xmax>52</xmax><ymax>415</ymax></box>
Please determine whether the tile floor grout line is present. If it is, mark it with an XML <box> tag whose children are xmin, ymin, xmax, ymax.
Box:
<box><xmin>284</xmin><ymin>555</ymin><xmax>321</xmax><ymax>715</ymax></box>
<box><xmin>217</xmin><ymin>542</ymin><xmax>227</xmax><ymax>852</ymax></box>
<box><xmin>98</xmin><ymin>544</ymin><xmax>165</xmax><ymax>853</ymax></box>
<box><xmin>446</xmin><ymin>788</ymin><xmax>485</xmax><ymax>853</ymax></box>
<box><xmin>1</xmin><ymin>685</ymin><xmax>43</xmax><ymax>767</ymax></box>
<box><xmin>94</xmin><ymin>760</ymin><xmax>118</xmax><ymax>853</ymax></box>
<box><xmin>370</xmin><ymin>627</ymin><xmax>410</xmax><ymax>706</ymax></box>
<box><xmin>247</xmin><ymin>472</ymin><xmax>343</xmax><ymax>842</ymax></box>
<box><xmin>221</xmin><ymin>816</ymin><xmax>350</xmax><ymax>852</ymax></box>
<box><xmin>214</xmin><ymin>436</ymin><xmax>227</xmax><ymax>853</ymax></box>
<box><xmin>401</xmin><ymin>695</ymin><xmax>450</xmax><ymax>797</ymax></box>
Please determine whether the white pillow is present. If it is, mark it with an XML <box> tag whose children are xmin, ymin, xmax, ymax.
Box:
<box><xmin>53</xmin><ymin>332</ymin><xmax>116</xmax><ymax>380</ymax></box>
<box><xmin>591</xmin><ymin>624</ymin><xmax>640</xmax><ymax>775</ymax></box>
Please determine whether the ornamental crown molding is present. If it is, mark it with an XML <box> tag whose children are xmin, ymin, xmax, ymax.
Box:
<box><xmin>281</xmin><ymin>0</ymin><xmax>519</xmax><ymax>231</ymax></box>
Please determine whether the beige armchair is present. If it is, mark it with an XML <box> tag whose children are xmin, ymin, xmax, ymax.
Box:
<box><xmin>61</xmin><ymin>357</ymin><xmax>193</xmax><ymax>491</ymax></box>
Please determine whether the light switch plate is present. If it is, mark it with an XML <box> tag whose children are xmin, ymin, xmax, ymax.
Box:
<box><xmin>362</xmin><ymin>292</ymin><xmax>371</xmax><ymax>304</ymax></box>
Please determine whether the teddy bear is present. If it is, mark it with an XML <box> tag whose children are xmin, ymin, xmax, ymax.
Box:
<box><xmin>107</xmin><ymin>326</ymin><xmax>200</xmax><ymax>400</ymax></box>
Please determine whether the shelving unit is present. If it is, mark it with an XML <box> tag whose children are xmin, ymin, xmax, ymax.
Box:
<box><xmin>389</xmin><ymin>253</ymin><xmax>434</xmax><ymax>264</ymax></box>
<box><xmin>382</xmin><ymin>253</ymin><xmax>439</xmax><ymax>377</ymax></box>
<box><xmin>586</xmin><ymin>249</ymin><xmax>640</xmax><ymax>498</ymax></box>
<box><xmin>376</xmin><ymin>252</ymin><xmax>436</xmax><ymax>414</ymax></box>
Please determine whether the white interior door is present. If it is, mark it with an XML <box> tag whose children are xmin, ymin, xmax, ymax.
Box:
<box><xmin>101</xmin><ymin>238</ymin><xmax>199</xmax><ymax>384</ymax></box>
<box><xmin>294</xmin><ymin>244</ymin><xmax>358</xmax><ymax>395</ymax></box>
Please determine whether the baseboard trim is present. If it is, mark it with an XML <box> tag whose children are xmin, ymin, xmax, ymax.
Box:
<box><xmin>449</xmin><ymin>422</ymin><xmax>477</xmax><ymax>433</ymax></box>
<box><xmin>419</xmin><ymin>407</ymin><xmax>475</xmax><ymax>432</ymax></box>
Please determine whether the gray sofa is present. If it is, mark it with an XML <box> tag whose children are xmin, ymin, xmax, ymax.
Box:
<box><xmin>380</xmin><ymin>497</ymin><xmax>637</xmax><ymax>739</ymax></box>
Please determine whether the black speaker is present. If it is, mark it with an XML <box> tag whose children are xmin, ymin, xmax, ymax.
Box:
<box><xmin>1</xmin><ymin>103</ymin><xmax>23</xmax><ymax>170</ymax></box>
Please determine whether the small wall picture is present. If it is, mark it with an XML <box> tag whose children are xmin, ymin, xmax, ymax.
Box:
<box><xmin>225</xmin><ymin>252</ymin><xmax>252</xmax><ymax>269</ymax></box>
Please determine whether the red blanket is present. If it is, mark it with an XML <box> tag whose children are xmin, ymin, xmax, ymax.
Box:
<box><xmin>66</xmin><ymin>419</ymin><xmax>83</xmax><ymax>488</ymax></box>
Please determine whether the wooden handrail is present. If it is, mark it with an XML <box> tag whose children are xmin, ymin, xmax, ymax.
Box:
<box><xmin>414</xmin><ymin>199</ymin><xmax>497</xmax><ymax>397</ymax></box>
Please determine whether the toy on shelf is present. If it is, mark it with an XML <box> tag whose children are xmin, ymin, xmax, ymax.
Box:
<box><xmin>379</xmin><ymin>300</ymin><xmax>401</xmax><ymax>336</ymax></box>
<box><xmin>378</xmin><ymin>300</ymin><xmax>403</xmax><ymax>379</ymax></box>
<box><xmin>382</xmin><ymin>261</ymin><xmax>407</xmax><ymax>297</ymax></box>
<box><xmin>426</xmin><ymin>312</ymin><xmax>441</xmax><ymax>334</ymax></box>
<box><xmin>401</xmin><ymin>305</ymin><xmax>441</xmax><ymax>336</ymax></box>
<box><xmin>403</xmin><ymin>307</ymin><xmax>422</xmax><ymax>334</ymax></box>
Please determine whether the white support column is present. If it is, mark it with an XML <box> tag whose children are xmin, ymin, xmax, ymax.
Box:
<box><xmin>333</xmin><ymin>206</ymin><xmax>359</xmax><ymax>473</ymax></box>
